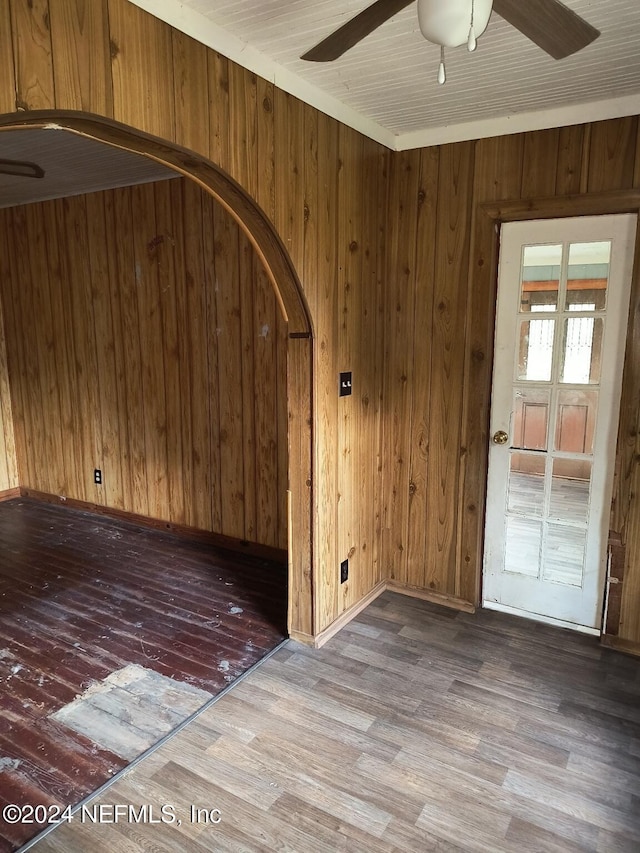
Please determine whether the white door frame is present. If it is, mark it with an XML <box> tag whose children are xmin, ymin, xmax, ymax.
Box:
<box><xmin>479</xmin><ymin>209</ymin><xmax>638</xmax><ymax>633</ymax></box>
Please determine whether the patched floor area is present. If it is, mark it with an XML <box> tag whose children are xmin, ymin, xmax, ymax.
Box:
<box><xmin>50</xmin><ymin>665</ymin><xmax>213</xmax><ymax>761</ymax></box>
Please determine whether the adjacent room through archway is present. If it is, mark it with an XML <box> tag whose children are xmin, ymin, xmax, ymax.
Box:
<box><xmin>0</xmin><ymin>122</ymin><xmax>308</xmax><ymax>853</ymax></box>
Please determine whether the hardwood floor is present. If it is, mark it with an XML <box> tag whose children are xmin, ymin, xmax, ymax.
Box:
<box><xmin>0</xmin><ymin>499</ymin><xmax>287</xmax><ymax>853</ymax></box>
<box><xmin>27</xmin><ymin>591</ymin><xmax>640</xmax><ymax>852</ymax></box>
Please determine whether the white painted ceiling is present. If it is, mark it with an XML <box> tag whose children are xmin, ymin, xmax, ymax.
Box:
<box><xmin>0</xmin><ymin>128</ymin><xmax>176</xmax><ymax>209</ymax></box>
<box><xmin>132</xmin><ymin>0</ymin><xmax>640</xmax><ymax>149</ymax></box>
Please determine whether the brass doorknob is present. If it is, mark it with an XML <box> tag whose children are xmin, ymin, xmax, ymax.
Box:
<box><xmin>492</xmin><ymin>430</ymin><xmax>509</xmax><ymax>445</ymax></box>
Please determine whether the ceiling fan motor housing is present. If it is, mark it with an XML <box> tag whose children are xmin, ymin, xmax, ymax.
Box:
<box><xmin>417</xmin><ymin>0</ymin><xmax>493</xmax><ymax>47</ymax></box>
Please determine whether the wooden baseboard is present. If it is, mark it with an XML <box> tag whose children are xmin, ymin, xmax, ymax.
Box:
<box><xmin>294</xmin><ymin>580</ymin><xmax>476</xmax><ymax>648</ymax></box>
<box><xmin>18</xmin><ymin>488</ymin><xmax>287</xmax><ymax>564</ymax></box>
<box><xmin>387</xmin><ymin>581</ymin><xmax>476</xmax><ymax>613</ymax></box>
<box><xmin>0</xmin><ymin>487</ymin><xmax>20</xmax><ymax>502</ymax></box>
<box><xmin>600</xmin><ymin>634</ymin><xmax>640</xmax><ymax>659</ymax></box>
<box><xmin>287</xmin><ymin>630</ymin><xmax>315</xmax><ymax>647</ymax></box>
<box><xmin>312</xmin><ymin>580</ymin><xmax>388</xmax><ymax>649</ymax></box>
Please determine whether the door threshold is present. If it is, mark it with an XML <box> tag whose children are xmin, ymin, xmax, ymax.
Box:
<box><xmin>482</xmin><ymin>600</ymin><xmax>600</xmax><ymax>636</ymax></box>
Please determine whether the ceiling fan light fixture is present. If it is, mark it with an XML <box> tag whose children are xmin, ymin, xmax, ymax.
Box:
<box><xmin>417</xmin><ymin>0</ymin><xmax>493</xmax><ymax>49</ymax></box>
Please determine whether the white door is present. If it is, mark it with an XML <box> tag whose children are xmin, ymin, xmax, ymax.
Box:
<box><xmin>483</xmin><ymin>214</ymin><xmax>637</xmax><ymax>633</ymax></box>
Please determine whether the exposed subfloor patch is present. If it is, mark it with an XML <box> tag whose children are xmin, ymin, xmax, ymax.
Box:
<box><xmin>50</xmin><ymin>664</ymin><xmax>213</xmax><ymax>761</ymax></box>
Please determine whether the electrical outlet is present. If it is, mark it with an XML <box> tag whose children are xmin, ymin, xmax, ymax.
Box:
<box><xmin>94</xmin><ymin>468</ymin><xmax>102</xmax><ymax>485</ymax></box>
<box><xmin>340</xmin><ymin>559</ymin><xmax>349</xmax><ymax>584</ymax></box>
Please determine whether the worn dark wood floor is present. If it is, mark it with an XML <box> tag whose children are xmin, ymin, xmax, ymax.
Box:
<box><xmin>0</xmin><ymin>498</ymin><xmax>287</xmax><ymax>853</ymax></box>
<box><xmin>28</xmin><ymin>590</ymin><xmax>640</xmax><ymax>853</ymax></box>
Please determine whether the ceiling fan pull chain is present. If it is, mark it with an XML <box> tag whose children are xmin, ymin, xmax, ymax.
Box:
<box><xmin>437</xmin><ymin>44</ymin><xmax>446</xmax><ymax>84</ymax></box>
<box><xmin>468</xmin><ymin>0</ymin><xmax>477</xmax><ymax>51</ymax></box>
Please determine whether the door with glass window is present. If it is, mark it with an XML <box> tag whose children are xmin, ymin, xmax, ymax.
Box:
<box><xmin>483</xmin><ymin>214</ymin><xmax>637</xmax><ymax>632</ymax></box>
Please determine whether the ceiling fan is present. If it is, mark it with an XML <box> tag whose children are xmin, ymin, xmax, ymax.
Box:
<box><xmin>301</xmin><ymin>0</ymin><xmax>600</xmax><ymax>82</ymax></box>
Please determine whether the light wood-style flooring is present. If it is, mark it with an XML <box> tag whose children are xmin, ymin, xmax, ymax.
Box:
<box><xmin>28</xmin><ymin>592</ymin><xmax>640</xmax><ymax>852</ymax></box>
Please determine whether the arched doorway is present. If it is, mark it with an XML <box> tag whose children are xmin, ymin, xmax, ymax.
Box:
<box><xmin>0</xmin><ymin>110</ymin><xmax>314</xmax><ymax>639</ymax></box>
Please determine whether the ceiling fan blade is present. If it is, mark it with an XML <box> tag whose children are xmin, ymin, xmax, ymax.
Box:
<box><xmin>493</xmin><ymin>0</ymin><xmax>600</xmax><ymax>60</ymax></box>
<box><xmin>0</xmin><ymin>159</ymin><xmax>44</xmax><ymax>178</ymax></box>
<box><xmin>301</xmin><ymin>0</ymin><xmax>415</xmax><ymax>62</ymax></box>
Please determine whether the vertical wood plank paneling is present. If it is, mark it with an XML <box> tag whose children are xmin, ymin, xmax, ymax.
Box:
<box><xmin>456</xmin><ymin>134</ymin><xmax>525</xmax><ymax>604</ymax></box>
<box><xmin>107</xmin><ymin>0</ymin><xmax>175</xmax><ymax>141</ymax></box>
<box><xmin>48</xmin><ymin>0</ymin><xmax>112</xmax><ymax>114</ymax></box>
<box><xmin>373</xmin><ymin>145</ymin><xmax>390</xmax><ymax>589</ymax></box>
<box><xmin>0</xmin><ymin>0</ymin><xmax>17</xmax><ymax>113</ymax></box>
<box><xmin>587</xmin><ymin>117</ymin><xmax>638</xmax><ymax>193</ymax></box>
<box><xmin>0</xmin><ymin>210</ymin><xmax>30</xmax><ymax>487</ymax></box>
<box><xmin>10</xmin><ymin>0</ymin><xmax>54</xmax><ymax>110</ymax></box>
<box><xmin>108</xmin><ymin>187</ymin><xmax>144</xmax><ymax>513</ymax></box>
<box><xmin>287</xmin><ymin>335</ymin><xmax>313</xmax><ymax>637</ymax></box>
<box><xmin>613</xmin><ymin>223</ymin><xmax>640</xmax><ymax>644</ymax></box>
<box><xmin>556</xmin><ymin>124</ymin><xmax>586</xmax><ymax>196</ymax></box>
<box><xmin>406</xmin><ymin>146</ymin><xmax>439</xmax><ymax>589</ymax></box>
<box><xmin>229</xmin><ymin>63</ymin><xmax>258</xmax><ymax>200</ymax></box>
<box><xmin>102</xmin><ymin>189</ymin><xmax>131</xmax><ymax>508</ymax></box>
<box><xmin>239</xmin><ymin>229</ymin><xmax>257</xmax><ymax>542</ymax></box>
<box><xmin>66</xmin><ymin>195</ymin><xmax>104</xmax><ymax>504</ymax></box>
<box><xmin>0</xmin><ymin>217</ymin><xmax>24</xmax><ymax>488</ymax></box>
<box><xmin>24</xmin><ymin>204</ymin><xmax>62</xmax><ymax>496</ymax></box>
<box><xmin>213</xmin><ymin>202</ymin><xmax>246</xmax><ymax>540</ymax></box>
<box><xmin>0</xmin><ymin>215</ymin><xmax>18</xmax><ymax>491</ymax></box>
<box><xmin>314</xmin><ymin>110</ymin><xmax>339</xmax><ymax>629</ymax></box>
<box><xmin>84</xmin><ymin>192</ymin><xmax>124</xmax><ymax>508</ymax></box>
<box><xmin>256</xmin><ymin>77</ymin><xmax>276</xmax><ymax>223</ymax></box>
<box><xmin>254</xmin><ymin>260</ymin><xmax>280</xmax><ymax>547</ymax></box>
<box><xmin>9</xmin><ymin>207</ymin><xmax>47</xmax><ymax>491</ymax></box>
<box><xmin>207</xmin><ymin>52</ymin><xmax>231</xmax><ymax>171</ymax></box>
<box><xmin>383</xmin><ymin>150</ymin><xmax>420</xmax><ymax>586</ymax></box>
<box><xmin>171</xmin><ymin>29</ymin><xmax>209</xmax><ymax>155</ymax></box>
<box><xmin>0</xmin><ymin>179</ymin><xmax>287</xmax><ymax>549</ymax></box>
<box><xmin>175</xmin><ymin>179</ymin><xmax>204</xmax><ymax>529</ymax></box>
<box><xmin>339</xmin><ymin>126</ymin><xmax>368</xmax><ymax>610</ymax></box>
<box><xmin>44</xmin><ymin>200</ymin><xmax>81</xmax><ymax>498</ymax></box>
<box><xmin>154</xmin><ymin>180</ymin><xmax>185</xmax><ymax>524</ymax></box>
<box><xmin>196</xmin><ymin>190</ymin><xmax>218</xmax><ymax>533</ymax></box>
<box><xmin>359</xmin><ymin>137</ymin><xmax>384</xmax><ymax>594</ymax></box>
<box><xmin>132</xmin><ymin>183</ymin><xmax>169</xmax><ymax>520</ymax></box>
<box><xmin>274</xmin><ymin>90</ymin><xmax>306</xmax><ymax>280</ymax></box>
<box><xmin>426</xmin><ymin>141</ymin><xmax>474</xmax><ymax>595</ymax></box>
<box><xmin>521</xmin><ymin>128</ymin><xmax>560</xmax><ymax>198</ymax></box>
<box><xmin>275</xmin><ymin>304</ymin><xmax>289</xmax><ymax>551</ymax></box>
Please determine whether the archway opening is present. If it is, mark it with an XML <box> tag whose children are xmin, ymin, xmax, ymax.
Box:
<box><xmin>0</xmin><ymin>112</ymin><xmax>315</xmax><ymax>852</ymax></box>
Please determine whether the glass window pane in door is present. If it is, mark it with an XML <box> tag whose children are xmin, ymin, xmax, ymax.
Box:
<box><xmin>566</xmin><ymin>241</ymin><xmax>610</xmax><ymax>310</ymax></box>
<box><xmin>513</xmin><ymin>388</ymin><xmax>550</xmax><ymax>450</ymax></box>
<box><xmin>504</xmin><ymin>517</ymin><xmax>541</xmax><ymax>577</ymax></box>
<box><xmin>507</xmin><ymin>453</ymin><xmax>545</xmax><ymax>516</ymax></box>
<box><xmin>517</xmin><ymin>319</ymin><xmax>555</xmax><ymax>381</ymax></box>
<box><xmin>560</xmin><ymin>316</ymin><xmax>603</xmax><ymax>384</ymax></box>
<box><xmin>520</xmin><ymin>244</ymin><xmax>562</xmax><ymax>313</ymax></box>
<box><xmin>554</xmin><ymin>389</ymin><xmax>598</xmax><ymax>454</ymax></box>
<box><xmin>543</xmin><ymin>523</ymin><xmax>586</xmax><ymax>586</ymax></box>
<box><xmin>549</xmin><ymin>459</ymin><xmax>591</xmax><ymax>524</ymax></box>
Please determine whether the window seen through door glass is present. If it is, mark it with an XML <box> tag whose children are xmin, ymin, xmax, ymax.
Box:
<box><xmin>566</xmin><ymin>241</ymin><xmax>609</xmax><ymax>310</ymax></box>
<box><xmin>520</xmin><ymin>244</ymin><xmax>562</xmax><ymax>313</ymax></box>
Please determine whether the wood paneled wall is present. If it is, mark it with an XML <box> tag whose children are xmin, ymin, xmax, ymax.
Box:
<box><xmin>0</xmin><ymin>288</ymin><xmax>17</xmax><ymax>493</ymax></box>
<box><xmin>383</xmin><ymin>118</ymin><xmax>640</xmax><ymax>648</ymax></box>
<box><xmin>0</xmin><ymin>0</ymin><xmax>387</xmax><ymax>636</ymax></box>
<box><xmin>0</xmin><ymin>0</ymin><xmax>639</xmax><ymax>646</ymax></box>
<box><xmin>0</xmin><ymin>178</ymin><xmax>289</xmax><ymax>549</ymax></box>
